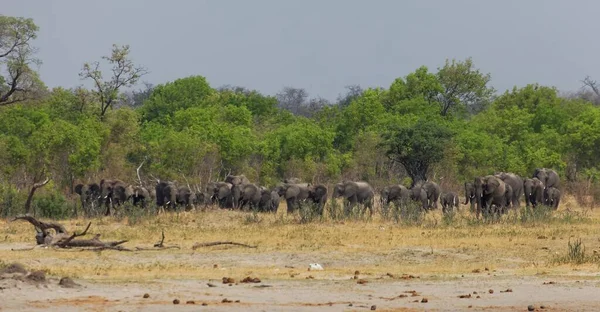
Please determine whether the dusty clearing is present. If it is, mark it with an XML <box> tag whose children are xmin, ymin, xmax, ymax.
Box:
<box><xmin>1</xmin><ymin>203</ymin><xmax>600</xmax><ymax>311</ymax></box>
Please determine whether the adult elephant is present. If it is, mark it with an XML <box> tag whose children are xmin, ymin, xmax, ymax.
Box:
<box><xmin>332</xmin><ymin>181</ymin><xmax>374</xmax><ymax>216</ymax></box>
<box><xmin>277</xmin><ymin>183</ymin><xmax>311</xmax><ymax>213</ymax></box>
<box><xmin>474</xmin><ymin>175</ymin><xmax>507</xmax><ymax>218</ymax></box>
<box><xmin>413</xmin><ymin>181</ymin><xmax>440</xmax><ymax>210</ymax></box>
<box><xmin>533</xmin><ymin>168</ymin><xmax>560</xmax><ymax>189</ymax></box>
<box><xmin>131</xmin><ymin>186</ymin><xmax>151</xmax><ymax>209</ymax></box>
<box><xmin>463</xmin><ymin>182</ymin><xmax>476</xmax><ymax>213</ymax></box>
<box><xmin>409</xmin><ymin>185</ymin><xmax>428</xmax><ymax>210</ymax></box>
<box><xmin>381</xmin><ymin>185</ymin><xmax>410</xmax><ymax>209</ymax></box>
<box><xmin>495</xmin><ymin>172</ymin><xmax>524</xmax><ymax>208</ymax></box>
<box><xmin>155</xmin><ymin>180</ymin><xmax>178</xmax><ymax>212</ymax></box>
<box><xmin>74</xmin><ymin>182</ymin><xmax>101</xmax><ymax>215</ymax></box>
<box><xmin>258</xmin><ymin>189</ymin><xmax>280</xmax><ymax>212</ymax></box>
<box><xmin>225</xmin><ymin>174</ymin><xmax>250</xmax><ymax>186</ymax></box>
<box><xmin>545</xmin><ymin>187</ymin><xmax>561</xmax><ymax>210</ymax></box>
<box><xmin>176</xmin><ymin>186</ymin><xmax>196</xmax><ymax>211</ymax></box>
<box><xmin>208</xmin><ymin>182</ymin><xmax>235</xmax><ymax>209</ymax></box>
<box><xmin>308</xmin><ymin>184</ymin><xmax>328</xmax><ymax>216</ymax></box>
<box><xmin>441</xmin><ymin>192</ymin><xmax>459</xmax><ymax>214</ymax></box>
<box><xmin>233</xmin><ymin>183</ymin><xmax>262</xmax><ymax>210</ymax></box>
<box><xmin>523</xmin><ymin>178</ymin><xmax>544</xmax><ymax>208</ymax></box>
<box><xmin>100</xmin><ymin>179</ymin><xmax>132</xmax><ymax>215</ymax></box>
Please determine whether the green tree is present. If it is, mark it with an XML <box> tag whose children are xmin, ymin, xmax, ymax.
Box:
<box><xmin>0</xmin><ymin>16</ymin><xmax>45</xmax><ymax>105</ymax></box>
<box><xmin>140</xmin><ymin>75</ymin><xmax>214</xmax><ymax>123</ymax></box>
<box><xmin>80</xmin><ymin>44</ymin><xmax>148</xmax><ymax>118</ymax></box>
<box><xmin>437</xmin><ymin>57</ymin><xmax>494</xmax><ymax>116</ymax></box>
<box><xmin>381</xmin><ymin>118</ymin><xmax>453</xmax><ymax>185</ymax></box>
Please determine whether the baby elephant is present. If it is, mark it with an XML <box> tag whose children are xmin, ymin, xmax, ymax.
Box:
<box><xmin>545</xmin><ymin>187</ymin><xmax>561</xmax><ymax>210</ymax></box>
<box><xmin>441</xmin><ymin>192</ymin><xmax>459</xmax><ymax>214</ymax></box>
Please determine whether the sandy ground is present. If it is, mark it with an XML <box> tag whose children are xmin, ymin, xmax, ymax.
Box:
<box><xmin>2</xmin><ymin>272</ymin><xmax>600</xmax><ymax>311</ymax></box>
<box><xmin>1</xmin><ymin>245</ymin><xmax>599</xmax><ymax>312</ymax></box>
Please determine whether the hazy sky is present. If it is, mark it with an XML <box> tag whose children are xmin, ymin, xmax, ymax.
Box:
<box><xmin>4</xmin><ymin>0</ymin><xmax>600</xmax><ymax>100</ymax></box>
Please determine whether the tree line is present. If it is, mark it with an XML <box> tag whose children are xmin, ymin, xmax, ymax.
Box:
<box><xmin>1</xmin><ymin>15</ymin><xmax>600</xmax><ymax>217</ymax></box>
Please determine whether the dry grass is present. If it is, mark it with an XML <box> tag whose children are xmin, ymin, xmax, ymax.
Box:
<box><xmin>1</xmin><ymin>195</ymin><xmax>599</xmax><ymax>283</ymax></box>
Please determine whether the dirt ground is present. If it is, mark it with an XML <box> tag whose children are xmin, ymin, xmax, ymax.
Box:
<box><xmin>1</xmin><ymin>206</ymin><xmax>600</xmax><ymax>311</ymax></box>
<box><xmin>1</xmin><ymin>254</ymin><xmax>599</xmax><ymax>312</ymax></box>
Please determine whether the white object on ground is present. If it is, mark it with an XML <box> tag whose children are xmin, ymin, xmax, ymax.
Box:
<box><xmin>308</xmin><ymin>263</ymin><xmax>324</xmax><ymax>271</ymax></box>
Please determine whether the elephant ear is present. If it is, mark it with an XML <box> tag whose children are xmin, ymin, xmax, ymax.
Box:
<box><xmin>485</xmin><ymin>177</ymin><xmax>500</xmax><ymax>192</ymax></box>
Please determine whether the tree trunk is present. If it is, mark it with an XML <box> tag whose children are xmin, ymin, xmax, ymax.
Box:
<box><xmin>24</xmin><ymin>178</ymin><xmax>50</xmax><ymax>215</ymax></box>
<box><xmin>404</xmin><ymin>163</ymin><xmax>428</xmax><ymax>187</ymax></box>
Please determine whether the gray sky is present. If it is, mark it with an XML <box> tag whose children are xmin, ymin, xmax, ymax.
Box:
<box><xmin>4</xmin><ymin>0</ymin><xmax>600</xmax><ymax>100</ymax></box>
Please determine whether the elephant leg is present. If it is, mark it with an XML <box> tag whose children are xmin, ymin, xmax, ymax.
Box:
<box><xmin>286</xmin><ymin>198</ymin><xmax>295</xmax><ymax>214</ymax></box>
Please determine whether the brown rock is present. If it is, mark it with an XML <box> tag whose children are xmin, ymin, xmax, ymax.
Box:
<box><xmin>370</xmin><ymin>305</ymin><xmax>377</xmax><ymax>310</ymax></box>
<box><xmin>235</xmin><ymin>300</ymin><xmax>240</xmax><ymax>303</ymax></box>
<box><xmin>207</xmin><ymin>283</ymin><xmax>217</xmax><ymax>287</ymax></box>
<box><xmin>421</xmin><ymin>298</ymin><xmax>428</xmax><ymax>303</ymax></box>
<box><xmin>0</xmin><ymin>263</ymin><xmax>28</xmax><ymax>275</ymax></box>
<box><xmin>213</xmin><ymin>264</ymin><xmax>218</xmax><ymax>269</ymax></box>
<box><xmin>222</xmin><ymin>277</ymin><xmax>235</xmax><ymax>284</ymax></box>
<box><xmin>458</xmin><ymin>294</ymin><xmax>472</xmax><ymax>299</ymax></box>
<box><xmin>355</xmin><ymin>270</ymin><xmax>360</xmax><ymax>275</ymax></box>
<box><xmin>59</xmin><ymin>277</ymin><xmax>79</xmax><ymax>288</ymax></box>
<box><xmin>357</xmin><ymin>279</ymin><xmax>368</xmax><ymax>285</ymax></box>
<box><xmin>143</xmin><ymin>293</ymin><xmax>150</xmax><ymax>299</ymax></box>
<box><xmin>501</xmin><ymin>288</ymin><xmax>513</xmax><ymax>293</ymax></box>
<box><xmin>186</xmin><ymin>300</ymin><xmax>195</xmax><ymax>304</ymax></box>
<box><xmin>472</xmin><ymin>269</ymin><xmax>481</xmax><ymax>273</ymax></box>
<box><xmin>528</xmin><ymin>305</ymin><xmax>535</xmax><ymax>311</ymax></box>
<box><xmin>173</xmin><ymin>299</ymin><xmax>180</xmax><ymax>305</ymax></box>
<box><xmin>222</xmin><ymin>298</ymin><xmax>232</xmax><ymax>303</ymax></box>
<box><xmin>241</xmin><ymin>277</ymin><xmax>261</xmax><ymax>283</ymax></box>
<box><xmin>26</xmin><ymin>270</ymin><xmax>46</xmax><ymax>283</ymax></box>
<box><xmin>202</xmin><ymin>303</ymin><xmax>208</xmax><ymax>306</ymax></box>
<box><xmin>488</xmin><ymin>289</ymin><xmax>494</xmax><ymax>294</ymax></box>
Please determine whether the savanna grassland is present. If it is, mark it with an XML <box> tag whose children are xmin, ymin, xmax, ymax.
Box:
<box><xmin>2</xmin><ymin>198</ymin><xmax>600</xmax><ymax>311</ymax></box>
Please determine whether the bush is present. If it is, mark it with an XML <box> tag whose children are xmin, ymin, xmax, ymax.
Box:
<box><xmin>33</xmin><ymin>191</ymin><xmax>71</xmax><ymax>219</ymax></box>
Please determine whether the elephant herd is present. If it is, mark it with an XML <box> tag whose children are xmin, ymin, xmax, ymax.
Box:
<box><xmin>74</xmin><ymin>168</ymin><xmax>561</xmax><ymax>218</ymax></box>
<box><xmin>380</xmin><ymin>168</ymin><xmax>561</xmax><ymax>218</ymax></box>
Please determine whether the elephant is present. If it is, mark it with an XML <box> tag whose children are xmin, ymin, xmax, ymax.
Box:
<box><xmin>495</xmin><ymin>172</ymin><xmax>524</xmax><ymax>208</ymax></box>
<box><xmin>463</xmin><ymin>182</ymin><xmax>476</xmax><ymax>213</ymax></box>
<box><xmin>474</xmin><ymin>175</ymin><xmax>507</xmax><ymax>217</ymax></box>
<box><xmin>176</xmin><ymin>186</ymin><xmax>196</xmax><ymax>211</ymax></box>
<box><xmin>409</xmin><ymin>186</ymin><xmax>428</xmax><ymax>210</ymax></box>
<box><xmin>545</xmin><ymin>187</ymin><xmax>561</xmax><ymax>209</ymax></box>
<box><xmin>193</xmin><ymin>190</ymin><xmax>212</xmax><ymax>207</ymax></box>
<box><xmin>233</xmin><ymin>183</ymin><xmax>262</xmax><ymax>210</ymax></box>
<box><xmin>208</xmin><ymin>182</ymin><xmax>235</xmax><ymax>209</ymax></box>
<box><xmin>307</xmin><ymin>184</ymin><xmax>328</xmax><ymax>216</ymax></box>
<box><xmin>381</xmin><ymin>185</ymin><xmax>410</xmax><ymax>210</ymax></box>
<box><xmin>523</xmin><ymin>178</ymin><xmax>544</xmax><ymax>208</ymax></box>
<box><xmin>131</xmin><ymin>186</ymin><xmax>151</xmax><ymax>209</ymax></box>
<box><xmin>74</xmin><ymin>183</ymin><xmax>101</xmax><ymax>215</ymax></box>
<box><xmin>332</xmin><ymin>181</ymin><xmax>374</xmax><ymax>216</ymax></box>
<box><xmin>277</xmin><ymin>183</ymin><xmax>311</xmax><ymax>213</ymax></box>
<box><xmin>225</xmin><ymin>174</ymin><xmax>250</xmax><ymax>186</ymax></box>
<box><xmin>533</xmin><ymin>168</ymin><xmax>560</xmax><ymax>189</ymax></box>
<box><xmin>100</xmin><ymin>179</ymin><xmax>132</xmax><ymax>215</ymax></box>
<box><xmin>441</xmin><ymin>192</ymin><xmax>459</xmax><ymax>214</ymax></box>
<box><xmin>258</xmin><ymin>189</ymin><xmax>280</xmax><ymax>212</ymax></box>
<box><xmin>155</xmin><ymin>180</ymin><xmax>178</xmax><ymax>212</ymax></box>
<box><xmin>412</xmin><ymin>181</ymin><xmax>440</xmax><ymax>210</ymax></box>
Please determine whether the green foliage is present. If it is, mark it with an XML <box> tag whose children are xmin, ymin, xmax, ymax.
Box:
<box><xmin>381</xmin><ymin>118</ymin><xmax>453</xmax><ymax>183</ymax></box>
<box><xmin>140</xmin><ymin>76</ymin><xmax>214</xmax><ymax>123</ymax></box>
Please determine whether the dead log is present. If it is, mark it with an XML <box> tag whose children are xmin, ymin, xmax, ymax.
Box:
<box><xmin>135</xmin><ymin>230</ymin><xmax>180</xmax><ymax>251</ymax></box>
<box><xmin>11</xmin><ymin>215</ymin><xmax>129</xmax><ymax>251</ymax></box>
<box><xmin>192</xmin><ymin>241</ymin><xmax>257</xmax><ymax>250</ymax></box>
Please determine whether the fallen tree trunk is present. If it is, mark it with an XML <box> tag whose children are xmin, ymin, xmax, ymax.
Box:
<box><xmin>11</xmin><ymin>215</ymin><xmax>129</xmax><ymax>251</ymax></box>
